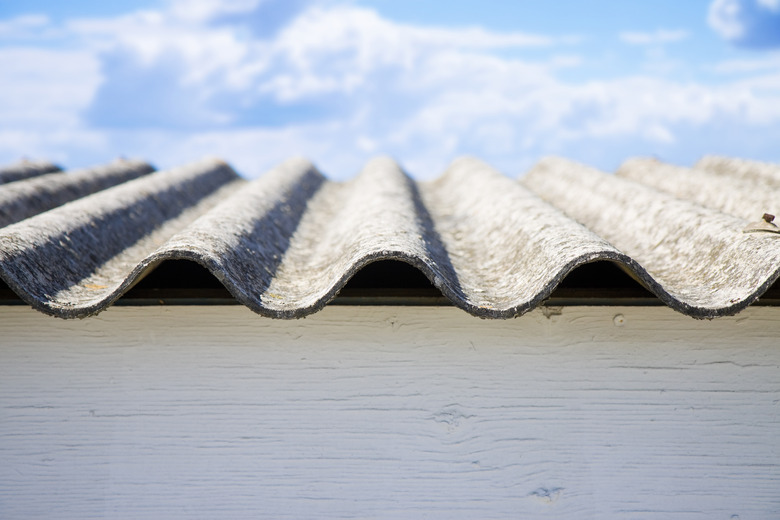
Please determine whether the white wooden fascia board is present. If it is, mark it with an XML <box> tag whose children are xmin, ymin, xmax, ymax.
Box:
<box><xmin>0</xmin><ymin>306</ymin><xmax>778</xmax><ymax>519</ymax></box>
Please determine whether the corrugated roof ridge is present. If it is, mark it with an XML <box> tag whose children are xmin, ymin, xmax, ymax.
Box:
<box><xmin>418</xmin><ymin>156</ymin><xmax>634</xmax><ymax>316</ymax></box>
<box><xmin>0</xmin><ymin>158</ymin><xmax>241</xmax><ymax>317</ymax></box>
<box><xmin>0</xmin><ymin>159</ymin><xmax>61</xmax><ymax>185</ymax></box>
<box><xmin>696</xmin><ymin>155</ymin><xmax>780</xmax><ymax>186</ymax></box>
<box><xmin>146</xmin><ymin>157</ymin><xmax>326</xmax><ymax>316</ymax></box>
<box><xmin>0</xmin><ymin>159</ymin><xmax>155</xmax><ymax>228</ymax></box>
<box><xmin>169</xmin><ymin>155</ymin><xmax>646</xmax><ymax>320</ymax></box>
<box><xmin>2</xmin><ymin>154</ymin><xmax>779</xmax><ymax>319</ymax></box>
<box><xmin>243</xmin><ymin>156</ymin><xmax>451</xmax><ymax>317</ymax></box>
<box><xmin>523</xmin><ymin>156</ymin><xmax>780</xmax><ymax>317</ymax></box>
<box><xmin>428</xmin><ymin>155</ymin><xmax>506</xmax><ymax>185</ymax></box>
<box><xmin>617</xmin><ymin>157</ymin><xmax>779</xmax><ymax>222</ymax></box>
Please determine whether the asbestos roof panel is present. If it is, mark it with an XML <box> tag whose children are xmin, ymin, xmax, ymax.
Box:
<box><xmin>0</xmin><ymin>159</ymin><xmax>155</xmax><ymax>228</ymax></box>
<box><xmin>695</xmin><ymin>155</ymin><xmax>780</xmax><ymax>186</ymax></box>
<box><xmin>616</xmin><ymin>157</ymin><xmax>779</xmax><ymax>221</ymax></box>
<box><xmin>0</xmin><ymin>160</ymin><xmax>62</xmax><ymax>185</ymax></box>
<box><xmin>522</xmin><ymin>157</ymin><xmax>780</xmax><ymax>317</ymax></box>
<box><xmin>0</xmin><ymin>154</ymin><xmax>778</xmax><ymax>320</ymax></box>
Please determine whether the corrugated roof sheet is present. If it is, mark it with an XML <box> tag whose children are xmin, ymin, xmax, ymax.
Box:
<box><xmin>0</xmin><ymin>160</ymin><xmax>61</xmax><ymax>185</ymax></box>
<box><xmin>0</xmin><ymin>154</ymin><xmax>778</xmax><ymax>319</ymax></box>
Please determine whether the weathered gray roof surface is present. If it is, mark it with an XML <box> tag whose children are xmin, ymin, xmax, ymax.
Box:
<box><xmin>0</xmin><ymin>154</ymin><xmax>778</xmax><ymax>319</ymax></box>
<box><xmin>0</xmin><ymin>159</ymin><xmax>155</xmax><ymax>228</ymax></box>
<box><xmin>0</xmin><ymin>160</ymin><xmax>61</xmax><ymax>185</ymax></box>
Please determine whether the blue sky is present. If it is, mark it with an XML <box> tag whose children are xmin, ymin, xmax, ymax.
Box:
<box><xmin>0</xmin><ymin>0</ymin><xmax>779</xmax><ymax>178</ymax></box>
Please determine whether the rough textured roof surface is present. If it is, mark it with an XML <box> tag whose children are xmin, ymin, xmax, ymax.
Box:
<box><xmin>0</xmin><ymin>154</ymin><xmax>779</xmax><ymax>319</ymax></box>
<box><xmin>0</xmin><ymin>159</ymin><xmax>155</xmax><ymax>228</ymax></box>
<box><xmin>0</xmin><ymin>160</ymin><xmax>61</xmax><ymax>185</ymax></box>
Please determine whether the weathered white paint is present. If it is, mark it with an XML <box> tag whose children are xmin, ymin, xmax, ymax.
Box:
<box><xmin>1</xmin><ymin>305</ymin><xmax>779</xmax><ymax>519</ymax></box>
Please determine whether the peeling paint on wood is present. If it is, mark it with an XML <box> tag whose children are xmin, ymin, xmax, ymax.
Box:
<box><xmin>1</xmin><ymin>306</ymin><xmax>779</xmax><ymax>519</ymax></box>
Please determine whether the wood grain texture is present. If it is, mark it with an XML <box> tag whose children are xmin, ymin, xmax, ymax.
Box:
<box><xmin>1</xmin><ymin>306</ymin><xmax>779</xmax><ymax>519</ymax></box>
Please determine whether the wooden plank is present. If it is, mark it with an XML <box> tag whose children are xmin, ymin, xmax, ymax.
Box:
<box><xmin>0</xmin><ymin>306</ymin><xmax>779</xmax><ymax>519</ymax></box>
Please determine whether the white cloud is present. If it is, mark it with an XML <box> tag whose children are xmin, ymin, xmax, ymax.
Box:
<box><xmin>0</xmin><ymin>48</ymin><xmax>100</xmax><ymax>127</ymax></box>
<box><xmin>709</xmin><ymin>0</ymin><xmax>780</xmax><ymax>47</ymax></box>
<box><xmin>0</xmin><ymin>14</ymin><xmax>50</xmax><ymax>39</ymax></box>
<box><xmin>619</xmin><ymin>29</ymin><xmax>689</xmax><ymax>45</ymax></box>
<box><xmin>166</xmin><ymin>0</ymin><xmax>265</xmax><ymax>23</ymax></box>
<box><xmin>709</xmin><ymin>0</ymin><xmax>745</xmax><ymax>40</ymax></box>
<box><xmin>758</xmin><ymin>0</ymin><xmax>780</xmax><ymax>12</ymax></box>
<box><xmin>68</xmin><ymin>3</ymin><xmax>557</xmax><ymax>100</ymax></box>
<box><xmin>710</xmin><ymin>52</ymin><xmax>780</xmax><ymax>72</ymax></box>
<box><xmin>1</xmin><ymin>2</ymin><xmax>780</xmax><ymax>175</ymax></box>
<box><xmin>68</xmin><ymin>10</ymin><xmax>254</xmax><ymax>84</ymax></box>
